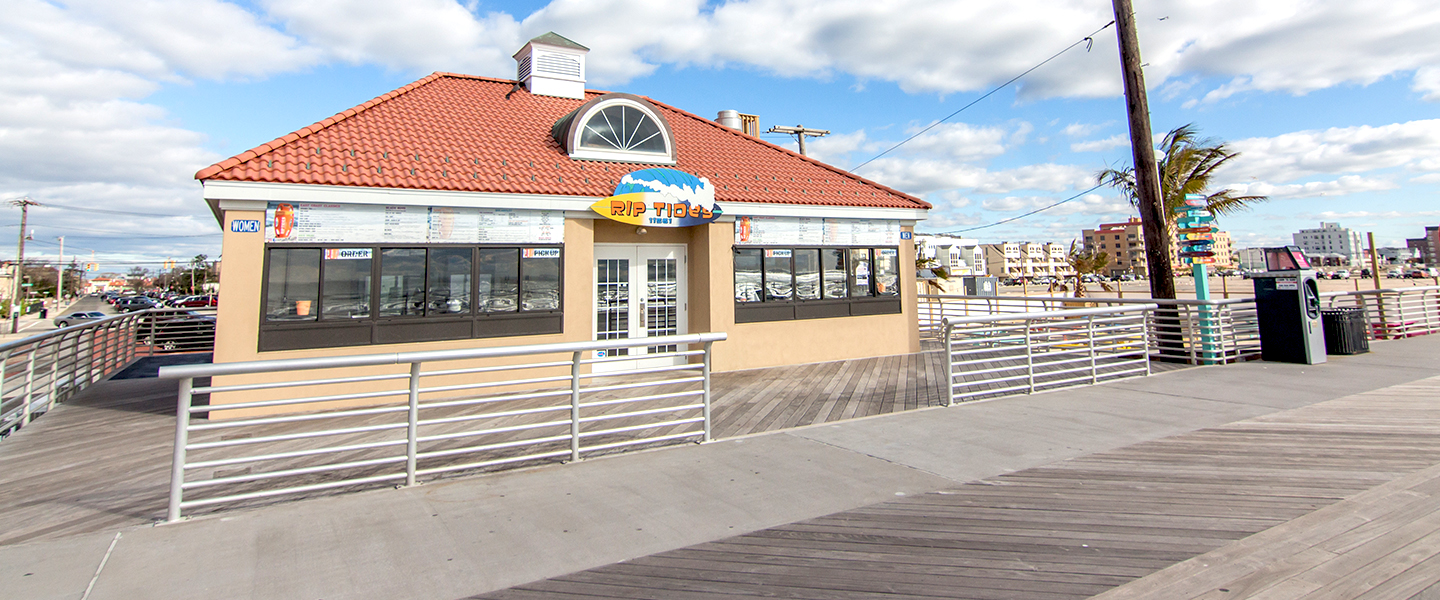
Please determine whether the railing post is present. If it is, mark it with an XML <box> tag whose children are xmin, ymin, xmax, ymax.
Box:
<box><xmin>570</xmin><ymin>350</ymin><xmax>582</xmax><ymax>462</ymax></box>
<box><xmin>405</xmin><ymin>361</ymin><xmax>421</xmax><ymax>487</ymax></box>
<box><xmin>1024</xmin><ymin>321</ymin><xmax>1035</xmax><ymax>393</ymax></box>
<box><xmin>1143</xmin><ymin>310</ymin><xmax>1153</xmax><ymax>376</ymax></box>
<box><xmin>45</xmin><ymin>338</ymin><xmax>61</xmax><ymax>411</ymax></box>
<box><xmin>702</xmin><ymin>341</ymin><xmax>713</xmax><ymax>442</ymax></box>
<box><xmin>0</xmin><ymin>350</ymin><xmax>8</xmax><ymax>428</ymax></box>
<box><xmin>944</xmin><ymin>319</ymin><xmax>955</xmax><ymax>407</ymax></box>
<box><xmin>1087</xmin><ymin>314</ymin><xmax>1097</xmax><ymax>384</ymax></box>
<box><xmin>167</xmin><ymin>377</ymin><xmax>193</xmax><ymax>522</ymax></box>
<box><xmin>20</xmin><ymin>347</ymin><xmax>37</xmax><ymax>427</ymax></box>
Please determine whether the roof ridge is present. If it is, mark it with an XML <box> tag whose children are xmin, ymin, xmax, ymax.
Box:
<box><xmin>195</xmin><ymin>72</ymin><xmax>451</xmax><ymax>180</ymax></box>
<box><xmin>639</xmin><ymin>96</ymin><xmax>931</xmax><ymax>210</ymax></box>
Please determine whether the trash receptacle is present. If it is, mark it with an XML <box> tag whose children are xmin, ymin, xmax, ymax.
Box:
<box><xmin>39</xmin><ymin>308</ymin><xmax>47</xmax><ymax>319</ymax></box>
<box><xmin>1320</xmin><ymin>307</ymin><xmax>1369</xmax><ymax>355</ymax></box>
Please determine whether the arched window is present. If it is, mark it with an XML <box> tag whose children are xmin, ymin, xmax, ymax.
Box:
<box><xmin>553</xmin><ymin>93</ymin><xmax>676</xmax><ymax>164</ymax></box>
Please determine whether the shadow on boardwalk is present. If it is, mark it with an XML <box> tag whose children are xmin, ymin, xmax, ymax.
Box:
<box><xmin>1</xmin><ymin>349</ymin><xmax>963</xmax><ymax>545</ymax></box>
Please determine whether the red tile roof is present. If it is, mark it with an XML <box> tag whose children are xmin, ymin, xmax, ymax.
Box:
<box><xmin>197</xmin><ymin>73</ymin><xmax>929</xmax><ymax>210</ymax></box>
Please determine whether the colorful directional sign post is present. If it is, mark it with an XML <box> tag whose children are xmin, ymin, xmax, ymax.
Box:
<box><xmin>1176</xmin><ymin>194</ymin><xmax>1218</xmax><ymax>362</ymax></box>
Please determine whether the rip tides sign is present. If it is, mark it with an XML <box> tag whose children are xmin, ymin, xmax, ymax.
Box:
<box><xmin>590</xmin><ymin>168</ymin><xmax>723</xmax><ymax>227</ymax></box>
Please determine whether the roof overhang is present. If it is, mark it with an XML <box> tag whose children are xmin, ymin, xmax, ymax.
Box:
<box><xmin>202</xmin><ymin>181</ymin><xmax>928</xmax><ymax>226</ymax></box>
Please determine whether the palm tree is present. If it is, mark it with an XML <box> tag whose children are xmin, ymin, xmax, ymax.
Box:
<box><xmin>1048</xmin><ymin>241</ymin><xmax>1115</xmax><ymax>298</ymax></box>
<box><xmin>1096</xmin><ymin>123</ymin><xmax>1268</xmax><ymax>239</ymax></box>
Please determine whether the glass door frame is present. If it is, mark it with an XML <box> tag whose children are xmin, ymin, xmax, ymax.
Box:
<box><xmin>592</xmin><ymin>243</ymin><xmax>688</xmax><ymax>372</ymax></box>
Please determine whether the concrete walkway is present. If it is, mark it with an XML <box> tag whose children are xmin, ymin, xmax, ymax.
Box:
<box><xmin>3</xmin><ymin>335</ymin><xmax>1438</xmax><ymax>599</ymax></box>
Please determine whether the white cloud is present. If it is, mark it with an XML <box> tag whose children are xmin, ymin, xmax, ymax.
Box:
<box><xmin>982</xmin><ymin>193</ymin><xmax>1131</xmax><ymax>216</ymax></box>
<box><xmin>262</xmin><ymin>0</ymin><xmax>521</xmax><ymax>77</ymax></box>
<box><xmin>1071</xmin><ymin>134</ymin><xmax>1128</xmax><ymax>153</ymax></box>
<box><xmin>930</xmin><ymin>190</ymin><xmax>972</xmax><ymax>209</ymax></box>
<box><xmin>1061</xmin><ymin>122</ymin><xmax>1107</xmax><ymax>137</ymax></box>
<box><xmin>861</xmin><ymin>159</ymin><xmax>1092</xmax><ymax>196</ymax></box>
<box><xmin>1411</xmin><ymin>173</ymin><xmax>1440</xmax><ymax>184</ymax></box>
<box><xmin>1222</xmin><ymin>120</ymin><xmax>1440</xmax><ymax>183</ymax></box>
<box><xmin>1305</xmin><ymin>210</ymin><xmax>1440</xmax><ymax>220</ymax></box>
<box><xmin>1227</xmin><ymin>176</ymin><xmax>1399</xmax><ymax>200</ymax></box>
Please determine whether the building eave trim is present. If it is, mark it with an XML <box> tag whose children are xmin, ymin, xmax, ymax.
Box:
<box><xmin>201</xmin><ymin>180</ymin><xmax>929</xmax><ymax>221</ymax></box>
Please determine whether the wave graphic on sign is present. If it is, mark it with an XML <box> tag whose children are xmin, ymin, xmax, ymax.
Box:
<box><xmin>615</xmin><ymin>168</ymin><xmax>715</xmax><ymax>211</ymax></box>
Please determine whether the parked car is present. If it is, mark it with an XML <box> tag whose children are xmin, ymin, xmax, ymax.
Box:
<box><xmin>141</xmin><ymin>310</ymin><xmax>216</xmax><ymax>351</ymax></box>
<box><xmin>113</xmin><ymin>296</ymin><xmax>157</xmax><ymax>312</ymax></box>
<box><xmin>177</xmin><ymin>294</ymin><xmax>218</xmax><ymax>308</ymax></box>
<box><xmin>53</xmin><ymin>311</ymin><xmax>108</xmax><ymax>327</ymax></box>
<box><xmin>1330</xmin><ymin>270</ymin><xmax>1350</xmax><ymax>280</ymax></box>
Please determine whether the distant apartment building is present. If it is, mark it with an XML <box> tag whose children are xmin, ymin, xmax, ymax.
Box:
<box><xmin>1081</xmin><ymin>218</ymin><xmax>1147</xmax><ymax>277</ymax></box>
<box><xmin>981</xmin><ymin>241</ymin><xmax>1072</xmax><ymax>279</ymax></box>
<box><xmin>1379</xmin><ymin>247</ymin><xmax>1419</xmax><ymax>265</ymax></box>
<box><xmin>1237</xmin><ymin>247</ymin><xmax>1267</xmax><ymax>272</ymax></box>
<box><xmin>1083</xmin><ymin>216</ymin><xmax>1236</xmax><ymax>275</ymax></box>
<box><xmin>1406</xmin><ymin>225</ymin><xmax>1439</xmax><ymax>266</ymax></box>
<box><xmin>1293</xmin><ymin>222</ymin><xmax>1363</xmax><ymax>266</ymax></box>
<box><xmin>914</xmin><ymin>235</ymin><xmax>985</xmax><ymax>276</ymax></box>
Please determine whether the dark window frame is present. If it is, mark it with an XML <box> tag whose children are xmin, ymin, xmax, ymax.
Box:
<box><xmin>259</xmin><ymin>243</ymin><xmax>564</xmax><ymax>351</ymax></box>
<box><xmin>733</xmin><ymin>245</ymin><xmax>902</xmax><ymax>323</ymax></box>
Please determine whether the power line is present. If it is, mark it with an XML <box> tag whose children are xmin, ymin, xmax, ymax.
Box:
<box><xmin>850</xmin><ymin>20</ymin><xmax>1115</xmax><ymax>173</ymax></box>
<box><xmin>37</xmin><ymin>201</ymin><xmax>195</xmax><ymax>218</ymax></box>
<box><xmin>1</xmin><ymin>223</ymin><xmax>220</xmax><ymax>239</ymax></box>
<box><xmin>939</xmin><ymin>183</ymin><xmax>1106</xmax><ymax>234</ymax></box>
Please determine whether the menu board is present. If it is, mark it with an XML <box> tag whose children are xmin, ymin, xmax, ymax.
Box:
<box><xmin>735</xmin><ymin>216</ymin><xmax>900</xmax><ymax>246</ymax></box>
<box><xmin>267</xmin><ymin>203</ymin><xmax>562</xmax><ymax>244</ymax></box>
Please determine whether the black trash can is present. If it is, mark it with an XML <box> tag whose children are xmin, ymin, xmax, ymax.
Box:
<box><xmin>1320</xmin><ymin>307</ymin><xmax>1369</xmax><ymax>355</ymax></box>
<box><xmin>39</xmin><ymin>308</ymin><xmax>47</xmax><ymax>319</ymax></box>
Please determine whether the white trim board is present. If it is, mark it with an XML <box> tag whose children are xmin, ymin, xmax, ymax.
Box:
<box><xmin>203</xmin><ymin>181</ymin><xmax>929</xmax><ymax>222</ymax></box>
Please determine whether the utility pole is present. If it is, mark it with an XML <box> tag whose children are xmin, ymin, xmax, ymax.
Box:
<box><xmin>1111</xmin><ymin>0</ymin><xmax>1175</xmax><ymax>300</ymax></box>
<box><xmin>767</xmin><ymin>125</ymin><xmax>830</xmax><ymax>156</ymax></box>
<box><xmin>55</xmin><ymin>236</ymin><xmax>64</xmax><ymax>312</ymax></box>
<box><xmin>9</xmin><ymin>197</ymin><xmax>38</xmax><ymax>333</ymax></box>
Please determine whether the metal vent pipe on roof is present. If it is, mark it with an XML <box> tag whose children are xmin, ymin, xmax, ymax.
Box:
<box><xmin>716</xmin><ymin>110</ymin><xmax>741</xmax><ymax>130</ymax></box>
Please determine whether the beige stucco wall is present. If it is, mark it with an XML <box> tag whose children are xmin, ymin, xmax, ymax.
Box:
<box><xmin>207</xmin><ymin>210</ymin><xmax>919</xmax><ymax>416</ymax></box>
<box><xmin>209</xmin><ymin>213</ymin><xmax>597</xmax><ymax>417</ymax></box>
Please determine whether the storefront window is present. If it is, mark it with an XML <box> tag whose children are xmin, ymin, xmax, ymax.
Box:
<box><xmin>733</xmin><ymin>246</ymin><xmax>899</xmax><ymax>323</ymax></box>
<box><xmin>266</xmin><ymin>248</ymin><xmax>320</xmax><ymax>321</ymax></box>
<box><xmin>822</xmin><ymin>248</ymin><xmax>847</xmax><ymax>299</ymax></box>
<box><xmin>734</xmin><ymin>248</ymin><xmax>762</xmax><ymax>302</ymax></box>
<box><xmin>321</xmin><ymin>249</ymin><xmax>371</xmax><ymax>319</ymax></box>
<box><xmin>794</xmin><ymin>249</ymin><xmax>820</xmax><ymax>301</ymax></box>
<box><xmin>763</xmin><ymin>249</ymin><xmax>793</xmax><ymax>301</ymax></box>
<box><xmin>520</xmin><ymin>249</ymin><xmax>561</xmax><ymax>311</ymax></box>
<box><xmin>477</xmin><ymin>249</ymin><xmax>519</xmax><ymax>312</ymax></box>
<box><xmin>261</xmin><ymin>244</ymin><xmax>564</xmax><ymax>351</ymax></box>
<box><xmin>380</xmin><ymin>249</ymin><xmax>426</xmax><ymax>317</ymax></box>
<box><xmin>428</xmin><ymin>247</ymin><xmax>472</xmax><ymax>315</ymax></box>
<box><xmin>875</xmin><ymin>248</ymin><xmax>899</xmax><ymax>297</ymax></box>
<box><xmin>850</xmin><ymin>248</ymin><xmax>873</xmax><ymax>297</ymax></box>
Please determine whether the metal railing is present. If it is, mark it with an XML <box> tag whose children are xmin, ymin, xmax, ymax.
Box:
<box><xmin>1322</xmin><ymin>286</ymin><xmax>1440</xmax><ymax>339</ymax></box>
<box><xmin>0</xmin><ymin>307</ymin><xmax>216</xmax><ymax>437</ymax></box>
<box><xmin>941</xmin><ymin>304</ymin><xmax>1155</xmax><ymax>404</ymax></box>
<box><xmin>921</xmin><ymin>294</ymin><xmax>1260</xmax><ymax>365</ymax></box>
<box><xmin>157</xmin><ymin>332</ymin><xmax>726</xmax><ymax>522</ymax></box>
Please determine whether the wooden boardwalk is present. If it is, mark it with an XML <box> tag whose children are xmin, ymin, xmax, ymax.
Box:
<box><xmin>475</xmin><ymin>375</ymin><xmax>1440</xmax><ymax>600</ymax></box>
<box><xmin>0</xmin><ymin>348</ymin><xmax>956</xmax><ymax>546</ymax></box>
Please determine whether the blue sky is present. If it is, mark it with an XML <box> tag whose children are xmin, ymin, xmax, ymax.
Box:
<box><xmin>2</xmin><ymin>0</ymin><xmax>1438</xmax><ymax>272</ymax></box>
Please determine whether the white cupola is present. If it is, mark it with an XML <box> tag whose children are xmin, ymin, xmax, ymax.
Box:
<box><xmin>513</xmin><ymin>32</ymin><xmax>588</xmax><ymax>100</ymax></box>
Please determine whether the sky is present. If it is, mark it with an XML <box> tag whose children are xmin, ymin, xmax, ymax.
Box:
<box><xmin>2</xmin><ymin>0</ymin><xmax>1438</xmax><ymax>274</ymax></box>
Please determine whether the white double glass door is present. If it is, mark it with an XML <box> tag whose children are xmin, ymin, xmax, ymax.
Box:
<box><xmin>593</xmin><ymin>244</ymin><xmax>687</xmax><ymax>372</ymax></box>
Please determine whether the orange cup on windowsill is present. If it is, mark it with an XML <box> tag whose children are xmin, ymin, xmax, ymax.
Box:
<box><xmin>295</xmin><ymin>300</ymin><xmax>311</xmax><ymax>316</ymax></box>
